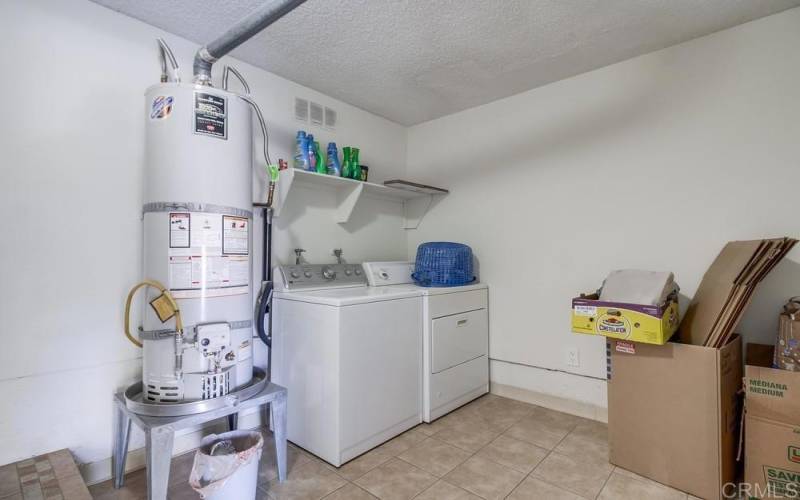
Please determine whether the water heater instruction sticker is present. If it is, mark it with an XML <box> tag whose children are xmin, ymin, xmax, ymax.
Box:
<box><xmin>168</xmin><ymin>212</ymin><xmax>249</xmax><ymax>299</ymax></box>
<box><xmin>222</xmin><ymin>216</ymin><xmax>249</xmax><ymax>255</ymax></box>
<box><xmin>194</xmin><ymin>92</ymin><xmax>227</xmax><ymax>139</ymax></box>
<box><xmin>169</xmin><ymin>213</ymin><xmax>190</xmax><ymax>248</ymax></box>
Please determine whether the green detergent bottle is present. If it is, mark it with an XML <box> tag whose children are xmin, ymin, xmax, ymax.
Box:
<box><xmin>351</xmin><ymin>148</ymin><xmax>361</xmax><ymax>180</ymax></box>
<box><xmin>314</xmin><ymin>141</ymin><xmax>326</xmax><ymax>174</ymax></box>
<box><xmin>342</xmin><ymin>147</ymin><xmax>352</xmax><ymax>178</ymax></box>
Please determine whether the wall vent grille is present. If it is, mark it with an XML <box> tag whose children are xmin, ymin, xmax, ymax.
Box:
<box><xmin>309</xmin><ymin>101</ymin><xmax>324</xmax><ymax>126</ymax></box>
<box><xmin>294</xmin><ymin>97</ymin><xmax>309</xmax><ymax>122</ymax></box>
<box><xmin>324</xmin><ymin>107</ymin><xmax>337</xmax><ymax>129</ymax></box>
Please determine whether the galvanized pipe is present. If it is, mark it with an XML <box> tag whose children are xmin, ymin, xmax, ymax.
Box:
<box><xmin>193</xmin><ymin>0</ymin><xmax>306</xmax><ymax>84</ymax></box>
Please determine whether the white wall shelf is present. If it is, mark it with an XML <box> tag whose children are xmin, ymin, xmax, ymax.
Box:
<box><xmin>272</xmin><ymin>169</ymin><xmax>446</xmax><ymax>228</ymax></box>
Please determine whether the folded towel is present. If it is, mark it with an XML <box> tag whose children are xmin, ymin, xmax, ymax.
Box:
<box><xmin>599</xmin><ymin>269</ymin><xmax>675</xmax><ymax>306</ymax></box>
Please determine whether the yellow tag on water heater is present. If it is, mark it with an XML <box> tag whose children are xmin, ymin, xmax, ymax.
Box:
<box><xmin>149</xmin><ymin>293</ymin><xmax>176</xmax><ymax>323</ymax></box>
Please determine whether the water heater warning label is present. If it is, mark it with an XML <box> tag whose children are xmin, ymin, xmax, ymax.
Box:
<box><xmin>169</xmin><ymin>213</ymin><xmax>190</xmax><ymax>248</ymax></box>
<box><xmin>222</xmin><ymin>216</ymin><xmax>248</xmax><ymax>255</ymax></box>
<box><xmin>168</xmin><ymin>212</ymin><xmax>249</xmax><ymax>299</ymax></box>
<box><xmin>194</xmin><ymin>92</ymin><xmax>227</xmax><ymax>139</ymax></box>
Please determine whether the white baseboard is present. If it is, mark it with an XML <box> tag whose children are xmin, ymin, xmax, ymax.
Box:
<box><xmin>80</xmin><ymin>408</ymin><xmax>266</xmax><ymax>486</ymax></box>
<box><xmin>489</xmin><ymin>359</ymin><xmax>608</xmax><ymax>423</ymax></box>
<box><xmin>491</xmin><ymin>382</ymin><xmax>608</xmax><ymax>423</ymax></box>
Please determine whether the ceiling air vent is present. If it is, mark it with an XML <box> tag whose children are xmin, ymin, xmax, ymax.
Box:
<box><xmin>294</xmin><ymin>97</ymin><xmax>309</xmax><ymax>122</ymax></box>
<box><xmin>324</xmin><ymin>107</ymin><xmax>337</xmax><ymax>130</ymax></box>
<box><xmin>309</xmin><ymin>101</ymin><xmax>324</xmax><ymax>126</ymax></box>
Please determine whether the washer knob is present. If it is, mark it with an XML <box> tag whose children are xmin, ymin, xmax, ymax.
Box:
<box><xmin>344</xmin><ymin>268</ymin><xmax>352</xmax><ymax>276</ymax></box>
<box><xmin>290</xmin><ymin>270</ymin><xmax>300</xmax><ymax>279</ymax></box>
<box><xmin>354</xmin><ymin>267</ymin><xmax>362</xmax><ymax>276</ymax></box>
<box><xmin>322</xmin><ymin>266</ymin><xmax>336</xmax><ymax>280</ymax></box>
<box><xmin>304</xmin><ymin>270</ymin><xmax>312</xmax><ymax>278</ymax></box>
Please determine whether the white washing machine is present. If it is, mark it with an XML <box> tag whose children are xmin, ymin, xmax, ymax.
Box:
<box><xmin>271</xmin><ymin>263</ymin><xmax>422</xmax><ymax>466</ymax></box>
<box><xmin>363</xmin><ymin>262</ymin><xmax>489</xmax><ymax>422</ymax></box>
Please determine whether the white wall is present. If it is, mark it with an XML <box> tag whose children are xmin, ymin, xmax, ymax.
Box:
<box><xmin>0</xmin><ymin>0</ymin><xmax>407</xmax><ymax>474</ymax></box>
<box><xmin>406</xmin><ymin>7</ymin><xmax>800</xmax><ymax>410</ymax></box>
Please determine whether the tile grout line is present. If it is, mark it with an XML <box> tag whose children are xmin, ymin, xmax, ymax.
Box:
<box><xmin>503</xmin><ymin>421</ymin><xmax>567</xmax><ymax>499</ymax></box>
<box><xmin>422</xmin><ymin>407</ymin><xmax>537</xmax><ymax>500</ymax></box>
<box><xmin>516</xmin><ymin>420</ymin><xmax>608</xmax><ymax>500</ymax></box>
<box><xmin>593</xmin><ymin>465</ymin><xmax>615</xmax><ymax>500</ymax></box>
<box><xmin>443</xmin><ymin>401</ymin><xmax>595</xmax><ymax>500</ymax></box>
<box><xmin>397</xmin><ymin>405</ymin><xmax>532</xmax><ymax>500</ymax></box>
<box><xmin>319</xmin><ymin>481</ymin><xmax>349</xmax><ymax>500</ymax></box>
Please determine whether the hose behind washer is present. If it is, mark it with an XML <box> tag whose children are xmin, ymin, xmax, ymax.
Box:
<box><xmin>256</xmin><ymin>206</ymin><xmax>274</xmax><ymax>348</ymax></box>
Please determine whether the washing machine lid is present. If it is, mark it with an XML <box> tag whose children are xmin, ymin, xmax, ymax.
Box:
<box><xmin>273</xmin><ymin>285</ymin><xmax>422</xmax><ymax>306</ymax></box>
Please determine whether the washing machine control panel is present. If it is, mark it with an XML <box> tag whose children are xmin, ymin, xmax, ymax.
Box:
<box><xmin>275</xmin><ymin>264</ymin><xmax>367</xmax><ymax>290</ymax></box>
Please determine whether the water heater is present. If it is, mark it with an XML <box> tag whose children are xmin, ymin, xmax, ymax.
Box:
<box><xmin>121</xmin><ymin>1</ymin><xmax>305</xmax><ymax>411</ymax></box>
<box><xmin>140</xmin><ymin>83</ymin><xmax>254</xmax><ymax>402</ymax></box>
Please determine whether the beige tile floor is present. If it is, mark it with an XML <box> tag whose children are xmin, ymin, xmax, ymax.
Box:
<box><xmin>89</xmin><ymin>395</ymin><xmax>699</xmax><ymax>500</ymax></box>
<box><xmin>1</xmin><ymin>449</ymin><xmax>92</xmax><ymax>500</ymax></box>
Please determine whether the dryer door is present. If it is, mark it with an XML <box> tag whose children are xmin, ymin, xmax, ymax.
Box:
<box><xmin>431</xmin><ymin>308</ymin><xmax>488</xmax><ymax>373</ymax></box>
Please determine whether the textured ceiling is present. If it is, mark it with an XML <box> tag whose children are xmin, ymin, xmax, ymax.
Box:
<box><xmin>91</xmin><ymin>0</ymin><xmax>800</xmax><ymax>125</ymax></box>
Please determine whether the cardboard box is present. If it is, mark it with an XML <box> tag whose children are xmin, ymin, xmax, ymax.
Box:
<box><xmin>571</xmin><ymin>293</ymin><xmax>679</xmax><ymax>345</ymax></box>
<box><xmin>745</xmin><ymin>360</ymin><xmax>800</xmax><ymax>499</ymax></box>
<box><xmin>608</xmin><ymin>335</ymin><xmax>742</xmax><ymax>500</ymax></box>
<box><xmin>744</xmin><ymin>415</ymin><xmax>800</xmax><ymax>499</ymax></box>
<box><xmin>746</xmin><ymin>365</ymin><xmax>800</xmax><ymax>425</ymax></box>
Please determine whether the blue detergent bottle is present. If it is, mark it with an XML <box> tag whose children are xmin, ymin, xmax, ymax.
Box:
<box><xmin>293</xmin><ymin>131</ymin><xmax>308</xmax><ymax>170</ymax></box>
<box><xmin>326</xmin><ymin>142</ymin><xmax>341</xmax><ymax>176</ymax></box>
<box><xmin>306</xmin><ymin>134</ymin><xmax>317</xmax><ymax>171</ymax></box>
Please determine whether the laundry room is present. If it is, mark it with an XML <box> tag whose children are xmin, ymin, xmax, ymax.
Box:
<box><xmin>2</xmin><ymin>1</ymin><xmax>800</xmax><ymax>499</ymax></box>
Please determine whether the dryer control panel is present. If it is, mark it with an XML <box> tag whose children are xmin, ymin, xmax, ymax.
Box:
<box><xmin>274</xmin><ymin>264</ymin><xmax>366</xmax><ymax>291</ymax></box>
<box><xmin>363</xmin><ymin>261</ymin><xmax>416</xmax><ymax>287</ymax></box>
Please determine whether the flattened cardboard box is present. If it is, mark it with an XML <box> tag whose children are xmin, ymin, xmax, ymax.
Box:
<box><xmin>745</xmin><ymin>363</ymin><xmax>800</xmax><ymax>498</ymax></box>
<box><xmin>608</xmin><ymin>336</ymin><xmax>741</xmax><ymax>500</ymax></box>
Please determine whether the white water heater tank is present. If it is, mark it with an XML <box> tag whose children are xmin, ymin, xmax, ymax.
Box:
<box><xmin>141</xmin><ymin>82</ymin><xmax>254</xmax><ymax>402</ymax></box>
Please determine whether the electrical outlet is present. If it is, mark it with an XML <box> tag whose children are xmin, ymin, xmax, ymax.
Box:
<box><xmin>566</xmin><ymin>347</ymin><xmax>580</xmax><ymax>367</ymax></box>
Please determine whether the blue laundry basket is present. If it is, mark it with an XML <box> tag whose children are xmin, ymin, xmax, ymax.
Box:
<box><xmin>413</xmin><ymin>242</ymin><xmax>475</xmax><ymax>287</ymax></box>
